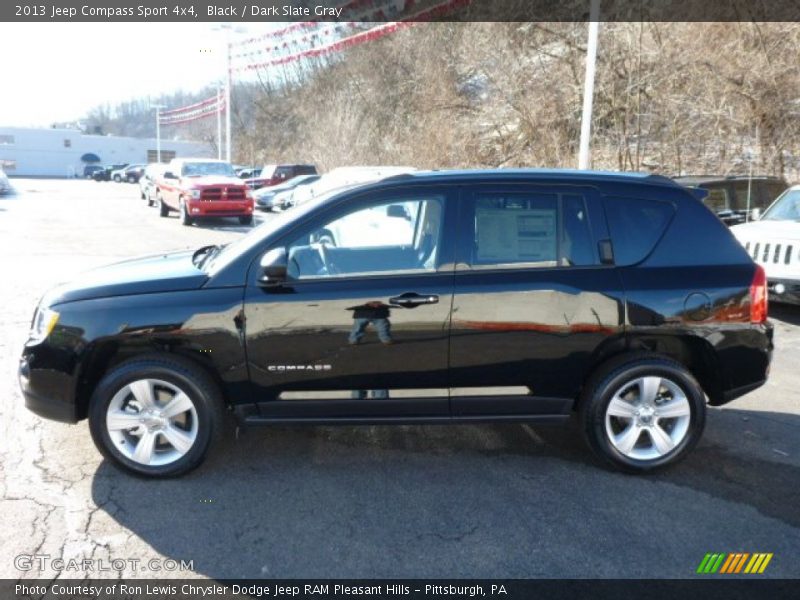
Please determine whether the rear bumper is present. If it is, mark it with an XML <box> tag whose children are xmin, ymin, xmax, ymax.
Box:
<box><xmin>768</xmin><ymin>278</ymin><xmax>800</xmax><ymax>305</ymax></box>
<box><xmin>187</xmin><ymin>199</ymin><xmax>254</xmax><ymax>217</ymax></box>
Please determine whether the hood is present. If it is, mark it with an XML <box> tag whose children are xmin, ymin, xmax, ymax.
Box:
<box><xmin>731</xmin><ymin>219</ymin><xmax>800</xmax><ymax>241</ymax></box>
<box><xmin>181</xmin><ymin>175</ymin><xmax>244</xmax><ymax>187</ymax></box>
<box><xmin>42</xmin><ymin>250</ymin><xmax>208</xmax><ymax>306</ymax></box>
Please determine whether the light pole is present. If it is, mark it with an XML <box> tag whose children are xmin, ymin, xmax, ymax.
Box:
<box><xmin>212</xmin><ymin>23</ymin><xmax>246</xmax><ymax>164</ymax></box>
<box><xmin>578</xmin><ymin>0</ymin><xmax>601</xmax><ymax>170</ymax></box>
<box><xmin>216</xmin><ymin>82</ymin><xmax>223</xmax><ymax>160</ymax></box>
<box><xmin>152</xmin><ymin>104</ymin><xmax>166</xmax><ymax>163</ymax></box>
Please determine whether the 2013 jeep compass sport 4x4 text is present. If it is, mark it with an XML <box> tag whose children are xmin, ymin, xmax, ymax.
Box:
<box><xmin>19</xmin><ymin>170</ymin><xmax>773</xmax><ymax>477</ymax></box>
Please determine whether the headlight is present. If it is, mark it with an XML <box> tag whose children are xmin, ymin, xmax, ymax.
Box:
<box><xmin>191</xmin><ymin>189</ymin><xmax>201</xmax><ymax>200</ymax></box>
<box><xmin>29</xmin><ymin>307</ymin><xmax>59</xmax><ymax>343</ymax></box>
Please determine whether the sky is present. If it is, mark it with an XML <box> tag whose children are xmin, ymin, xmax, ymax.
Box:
<box><xmin>0</xmin><ymin>23</ymin><xmax>272</xmax><ymax>127</ymax></box>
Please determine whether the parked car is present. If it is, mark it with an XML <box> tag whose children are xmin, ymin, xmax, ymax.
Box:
<box><xmin>236</xmin><ymin>166</ymin><xmax>262</xmax><ymax>180</ymax></box>
<box><xmin>674</xmin><ymin>175</ymin><xmax>787</xmax><ymax>226</ymax></box>
<box><xmin>123</xmin><ymin>164</ymin><xmax>146</xmax><ymax>183</ymax></box>
<box><xmin>244</xmin><ymin>163</ymin><xmax>318</xmax><ymax>190</ymax></box>
<box><xmin>731</xmin><ymin>185</ymin><xmax>800</xmax><ymax>305</ymax></box>
<box><xmin>289</xmin><ymin>166</ymin><xmax>417</xmax><ymax>208</ymax></box>
<box><xmin>92</xmin><ymin>164</ymin><xmax>128</xmax><ymax>182</ymax></box>
<box><xmin>19</xmin><ymin>169</ymin><xmax>772</xmax><ymax>477</ymax></box>
<box><xmin>139</xmin><ymin>163</ymin><xmax>167</xmax><ymax>206</ymax></box>
<box><xmin>155</xmin><ymin>158</ymin><xmax>254</xmax><ymax>226</ymax></box>
<box><xmin>254</xmin><ymin>174</ymin><xmax>320</xmax><ymax>211</ymax></box>
<box><xmin>83</xmin><ymin>165</ymin><xmax>104</xmax><ymax>179</ymax></box>
<box><xmin>110</xmin><ymin>164</ymin><xmax>140</xmax><ymax>183</ymax></box>
<box><xmin>0</xmin><ymin>168</ymin><xmax>11</xmax><ymax>194</ymax></box>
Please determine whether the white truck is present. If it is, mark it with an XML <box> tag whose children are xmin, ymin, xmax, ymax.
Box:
<box><xmin>731</xmin><ymin>185</ymin><xmax>800</xmax><ymax>304</ymax></box>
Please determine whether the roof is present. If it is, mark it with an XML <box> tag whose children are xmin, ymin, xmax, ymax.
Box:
<box><xmin>673</xmin><ymin>174</ymin><xmax>786</xmax><ymax>185</ymax></box>
<box><xmin>380</xmin><ymin>168</ymin><xmax>680</xmax><ymax>188</ymax></box>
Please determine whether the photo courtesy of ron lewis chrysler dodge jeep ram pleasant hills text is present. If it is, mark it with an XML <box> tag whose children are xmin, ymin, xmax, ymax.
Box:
<box><xmin>19</xmin><ymin>170</ymin><xmax>773</xmax><ymax>477</ymax></box>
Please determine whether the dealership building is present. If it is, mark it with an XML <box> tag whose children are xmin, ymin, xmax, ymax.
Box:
<box><xmin>0</xmin><ymin>126</ymin><xmax>212</xmax><ymax>177</ymax></box>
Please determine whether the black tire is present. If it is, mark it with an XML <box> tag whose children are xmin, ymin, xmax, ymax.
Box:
<box><xmin>158</xmin><ymin>192</ymin><xmax>169</xmax><ymax>217</ymax></box>
<box><xmin>180</xmin><ymin>200</ymin><xmax>193</xmax><ymax>226</ymax></box>
<box><xmin>147</xmin><ymin>193</ymin><xmax>155</xmax><ymax>207</ymax></box>
<box><xmin>579</xmin><ymin>354</ymin><xmax>706</xmax><ymax>473</ymax></box>
<box><xmin>238</xmin><ymin>215</ymin><xmax>253</xmax><ymax>225</ymax></box>
<box><xmin>88</xmin><ymin>354</ymin><xmax>227</xmax><ymax>478</ymax></box>
<box><xmin>113</xmin><ymin>174</ymin><xmax>122</xmax><ymax>183</ymax></box>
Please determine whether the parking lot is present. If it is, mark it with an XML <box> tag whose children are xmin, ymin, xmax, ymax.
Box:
<box><xmin>1</xmin><ymin>178</ymin><xmax>799</xmax><ymax>579</ymax></box>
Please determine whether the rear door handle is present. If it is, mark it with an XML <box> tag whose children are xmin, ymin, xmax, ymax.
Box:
<box><xmin>388</xmin><ymin>292</ymin><xmax>439</xmax><ymax>308</ymax></box>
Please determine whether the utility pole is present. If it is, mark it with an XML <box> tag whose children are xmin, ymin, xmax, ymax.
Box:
<box><xmin>152</xmin><ymin>104</ymin><xmax>165</xmax><ymax>163</ymax></box>
<box><xmin>225</xmin><ymin>35</ymin><xmax>232</xmax><ymax>163</ymax></box>
<box><xmin>216</xmin><ymin>82</ymin><xmax>223</xmax><ymax>160</ymax></box>
<box><xmin>578</xmin><ymin>0</ymin><xmax>601</xmax><ymax>170</ymax></box>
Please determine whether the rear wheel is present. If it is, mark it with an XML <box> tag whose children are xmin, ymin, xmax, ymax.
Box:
<box><xmin>579</xmin><ymin>355</ymin><xmax>705</xmax><ymax>473</ymax></box>
<box><xmin>113</xmin><ymin>174</ymin><xmax>122</xmax><ymax>183</ymax></box>
<box><xmin>88</xmin><ymin>355</ymin><xmax>227</xmax><ymax>478</ymax></box>
<box><xmin>238</xmin><ymin>215</ymin><xmax>253</xmax><ymax>225</ymax></box>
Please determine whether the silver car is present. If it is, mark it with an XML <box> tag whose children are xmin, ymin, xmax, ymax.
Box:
<box><xmin>139</xmin><ymin>164</ymin><xmax>167</xmax><ymax>206</ymax></box>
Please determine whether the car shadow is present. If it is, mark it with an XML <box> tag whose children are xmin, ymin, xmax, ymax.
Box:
<box><xmin>90</xmin><ymin>406</ymin><xmax>800</xmax><ymax>578</ymax></box>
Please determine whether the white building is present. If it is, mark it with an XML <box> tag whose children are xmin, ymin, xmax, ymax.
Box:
<box><xmin>0</xmin><ymin>127</ymin><xmax>213</xmax><ymax>177</ymax></box>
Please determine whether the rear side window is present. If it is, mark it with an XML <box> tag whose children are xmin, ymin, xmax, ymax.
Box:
<box><xmin>603</xmin><ymin>196</ymin><xmax>675</xmax><ymax>265</ymax></box>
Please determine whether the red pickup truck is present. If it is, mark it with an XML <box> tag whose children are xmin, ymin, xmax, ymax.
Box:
<box><xmin>156</xmin><ymin>159</ymin><xmax>255</xmax><ymax>226</ymax></box>
<box><xmin>244</xmin><ymin>163</ymin><xmax>318</xmax><ymax>190</ymax></box>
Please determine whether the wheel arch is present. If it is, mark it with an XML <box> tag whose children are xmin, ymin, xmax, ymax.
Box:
<box><xmin>75</xmin><ymin>339</ymin><xmax>229</xmax><ymax>420</ymax></box>
<box><xmin>580</xmin><ymin>333</ymin><xmax>724</xmax><ymax>408</ymax></box>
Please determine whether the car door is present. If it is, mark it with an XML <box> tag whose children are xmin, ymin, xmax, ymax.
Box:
<box><xmin>243</xmin><ymin>185</ymin><xmax>457</xmax><ymax>420</ymax></box>
<box><xmin>449</xmin><ymin>182</ymin><xmax>626</xmax><ymax>417</ymax></box>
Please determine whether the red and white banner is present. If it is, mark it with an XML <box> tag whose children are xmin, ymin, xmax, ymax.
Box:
<box><xmin>159</xmin><ymin>93</ymin><xmax>225</xmax><ymax>126</ymax></box>
<box><xmin>229</xmin><ymin>0</ymin><xmax>472</xmax><ymax>73</ymax></box>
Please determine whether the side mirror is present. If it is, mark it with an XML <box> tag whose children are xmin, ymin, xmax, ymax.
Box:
<box><xmin>258</xmin><ymin>247</ymin><xmax>288</xmax><ymax>287</ymax></box>
<box><xmin>164</xmin><ymin>171</ymin><xmax>176</xmax><ymax>179</ymax></box>
<box><xmin>387</xmin><ymin>204</ymin><xmax>408</xmax><ymax>219</ymax></box>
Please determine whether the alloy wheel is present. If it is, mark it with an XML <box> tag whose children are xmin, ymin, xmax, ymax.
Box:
<box><xmin>106</xmin><ymin>378</ymin><xmax>198</xmax><ymax>466</ymax></box>
<box><xmin>604</xmin><ymin>376</ymin><xmax>691</xmax><ymax>461</ymax></box>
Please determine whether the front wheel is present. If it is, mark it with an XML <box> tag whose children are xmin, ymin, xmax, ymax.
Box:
<box><xmin>579</xmin><ymin>355</ymin><xmax>705</xmax><ymax>473</ymax></box>
<box><xmin>157</xmin><ymin>192</ymin><xmax>168</xmax><ymax>217</ymax></box>
<box><xmin>113</xmin><ymin>175</ymin><xmax>122</xmax><ymax>183</ymax></box>
<box><xmin>180</xmin><ymin>200</ymin><xmax>193</xmax><ymax>226</ymax></box>
<box><xmin>88</xmin><ymin>355</ymin><xmax>227</xmax><ymax>477</ymax></box>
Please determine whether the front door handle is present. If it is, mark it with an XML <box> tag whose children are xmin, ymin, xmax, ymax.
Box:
<box><xmin>389</xmin><ymin>292</ymin><xmax>439</xmax><ymax>308</ymax></box>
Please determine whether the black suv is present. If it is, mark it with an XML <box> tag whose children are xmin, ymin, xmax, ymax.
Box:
<box><xmin>19</xmin><ymin>170</ymin><xmax>773</xmax><ymax>477</ymax></box>
<box><xmin>674</xmin><ymin>175</ymin><xmax>787</xmax><ymax>226</ymax></box>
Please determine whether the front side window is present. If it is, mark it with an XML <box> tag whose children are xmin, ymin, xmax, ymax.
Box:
<box><xmin>468</xmin><ymin>191</ymin><xmax>596</xmax><ymax>268</ymax></box>
<box><xmin>286</xmin><ymin>195</ymin><xmax>445</xmax><ymax>279</ymax></box>
<box><xmin>704</xmin><ymin>188</ymin><xmax>728</xmax><ymax>212</ymax></box>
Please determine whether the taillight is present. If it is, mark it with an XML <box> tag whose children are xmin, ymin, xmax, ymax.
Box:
<box><xmin>750</xmin><ymin>264</ymin><xmax>768</xmax><ymax>323</ymax></box>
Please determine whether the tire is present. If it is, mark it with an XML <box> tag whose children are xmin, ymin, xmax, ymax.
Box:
<box><xmin>88</xmin><ymin>355</ymin><xmax>227</xmax><ymax>478</ymax></box>
<box><xmin>147</xmin><ymin>192</ymin><xmax>155</xmax><ymax>207</ymax></box>
<box><xmin>180</xmin><ymin>200</ymin><xmax>193</xmax><ymax>226</ymax></box>
<box><xmin>140</xmin><ymin>190</ymin><xmax>146</xmax><ymax>200</ymax></box>
<box><xmin>238</xmin><ymin>215</ymin><xmax>253</xmax><ymax>225</ymax></box>
<box><xmin>113</xmin><ymin>175</ymin><xmax>122</xmax><ymax>183</ymax></box>
<box><xmin>579</xmin><ymin>354</ymin><xmax>705</xmax><ymax>473</ymax></box>
<box><xmin>157</xmin><ymin>192</ymin><xmax>169</xmax><ymax>217</ymax></box>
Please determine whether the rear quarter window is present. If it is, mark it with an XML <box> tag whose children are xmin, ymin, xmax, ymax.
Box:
<box><xmin>603</xmin><ymin>196</ymin><xmax>675</xmax><ymax>266</ymax></box>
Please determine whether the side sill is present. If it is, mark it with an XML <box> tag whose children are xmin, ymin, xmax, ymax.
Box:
<box><xmin>239</xmin><ymin>414</ymin><xmax>571</xmax><ymax>427</ymax></box>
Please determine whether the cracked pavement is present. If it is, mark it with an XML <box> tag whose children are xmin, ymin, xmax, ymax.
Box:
<box><xmin>1</xmin><ymin>179</ymin><xmax>799</xmax><ymax>580</ymax></box>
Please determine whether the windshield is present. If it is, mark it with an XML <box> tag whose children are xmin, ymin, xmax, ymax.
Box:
<box><xmin>181</xmin><ymin>162</ymin><xmax>236</xmax><ymax>178</ymax></box>
<box><xmin>203</xmin><ymin>184</ymin><xmax>364</xmax><ymax>275</ymax></box>
<box><xmin>762</xmin><ymin>189</ymin><xmax>800</xmax><ymax>221</ymax></box>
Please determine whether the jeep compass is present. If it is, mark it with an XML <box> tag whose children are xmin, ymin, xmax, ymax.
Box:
<box><xmin>19</xmin><ymin>170</ymin><xmax>773</xmax><ymax>477</ymax></box>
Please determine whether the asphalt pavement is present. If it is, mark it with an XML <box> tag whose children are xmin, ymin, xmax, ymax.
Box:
<box><xmin>0</xmin><ymin>178</ymin><xmax>798</xmax><ymax>580</ymax></box>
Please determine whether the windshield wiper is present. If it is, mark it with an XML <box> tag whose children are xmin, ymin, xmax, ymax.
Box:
<box><xmin>192</xmin><ymin>245</ymin><xmax>219</xmax><ymax>267</ymax></box>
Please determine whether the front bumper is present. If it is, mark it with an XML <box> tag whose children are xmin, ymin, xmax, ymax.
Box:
<box><xmin>19</xmin><ymin>354</ymin><xmax>79</xmax><ymax>423</ymax></box>
<box><xmin>187</xmin><ymin>199</ymin><xmax>254</xmax><ymax>217</ymax></box>
<box><xmin>768</xmin><ymin>278</ymin><xmax>800</xmax><ymax>305</ymax></box>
